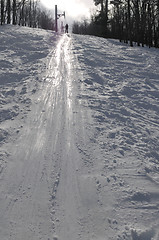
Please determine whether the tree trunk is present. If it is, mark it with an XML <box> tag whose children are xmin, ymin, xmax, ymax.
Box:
<box><xmin>147</xmin><ymin>3</ymin><xmax>152</xmax><ymax>47</ymax></box>
<box><xmin>127</xmin><ymin>0</ymin><xmax>133</xmax><ymax>46</ymax></box>
<box><xmin>157</xmin><ymin>0</ymin><xmax>159</xmax><ymax>47</ymax></box>
<box><xmin>1</xmin><ymin>0</ymin><xmax>5</xmax><ymax>25</ymax></box>
<box><xmin>134</xmin><ymin>0</ymin><xmax>140</xmax><ymax>46</ymax></box>
<box><xmin>7</xmin><ymin>0</ymin><xmax>11</xmax><ymax>24</ymax></box>
<box><xmin>29</xmin><ymin>0</ymin><xmax>32</xmax><ymax>27</ymax></box>
<box><xmin>105</xmin><ymin>0</ymin><xmax>108</xmax><ymax>34</ymax></box>
<box><xmin>13</xmin><ymin>0</ymin><xmax>16</xmax><ymax>25</ymax></box>
<box><xmin>21</xmin><ymin>0</ymin><xmax>25</xmax><ymax>26</ymax></box>
<box><xmin>101</xmin><ymin>0</ymin><xmax>104</xmax><ymax>13</ymax></box>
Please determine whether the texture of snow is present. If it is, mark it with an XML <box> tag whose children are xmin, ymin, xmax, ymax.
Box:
<box><xmin>0</xmin><ymin>25</ymin><xmax>159</xmax><ymax>240</ymax></box>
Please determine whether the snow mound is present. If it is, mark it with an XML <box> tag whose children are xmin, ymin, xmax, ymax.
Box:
<box><xmin>0</xmin><ymin>105</ymin><xmax>19</xmax><ymax>122</ymax></box>
<box><xmin>131</xmin><ymin>228</ymin><xmax>155</xmax><ymax>240</ymax></box>
<box><xmin>0</xmin><ymin>151</ymin><xmax>9</xmax><ymax>175</ymax></box>
<box><xmin>0</xmin><ymin>128</ymin><xmax>9</xmax><ymax>144</ymax></box>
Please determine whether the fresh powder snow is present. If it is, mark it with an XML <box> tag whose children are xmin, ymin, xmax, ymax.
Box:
<box><xmin>0</xmin><ymin>25</ymin><xmax>159</xmax><ymax>240</ymax></box>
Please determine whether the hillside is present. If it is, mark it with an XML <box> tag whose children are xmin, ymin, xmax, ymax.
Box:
<box><xmin>0</xmin><ymin>25</ymin><xmax>159</xmax><ymax>240</ymax></box>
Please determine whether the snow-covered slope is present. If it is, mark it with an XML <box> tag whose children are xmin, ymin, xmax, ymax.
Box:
<box><xmin>0</xmin><ymin>25</ymin><xmax>159</xmax><ymax>240</ymax></box>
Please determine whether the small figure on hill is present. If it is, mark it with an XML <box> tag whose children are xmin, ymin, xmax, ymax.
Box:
<box><xmin>65</xmin><ymin>24</ymin><xmax>68</xmax><ymax>33</ymax></box>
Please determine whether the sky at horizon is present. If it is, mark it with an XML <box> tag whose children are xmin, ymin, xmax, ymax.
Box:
<box><xmin>40</xmin><ymin>0</ymin><xmax>96</xmax><ymax>23</ymax></box>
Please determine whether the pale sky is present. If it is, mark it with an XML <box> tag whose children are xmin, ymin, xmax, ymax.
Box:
<box><xmin>40</xmin><ymin>0</ymin><xmax>95</xmax><ymax>23</ymax></box>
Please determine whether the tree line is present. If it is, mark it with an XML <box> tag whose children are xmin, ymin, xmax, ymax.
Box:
<box><xmin>72</xmin><ymin>0</ymin><xmax>159</xmax><ymax>48</ymax></box>
<box><xmin>0</xmin><ymin>0</ymin><xmax>54</xmax><ymax>30</ymax></box>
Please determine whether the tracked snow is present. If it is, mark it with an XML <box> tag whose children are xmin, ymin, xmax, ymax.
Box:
<box><xmin>0</xmin><ymin>25</ymin><xmax>159</xmax><ymax>240</ymax></box>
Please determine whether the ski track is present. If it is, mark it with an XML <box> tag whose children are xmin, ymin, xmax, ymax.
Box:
<box><xmin>0</xmin><ymin>33</ymin><xmax>84</xmax><ymax>240</ymax></box>
<box><xmin>0</xmin><ymin>26</ymin><xmax>159</xmax><ymax>240</ymax></box>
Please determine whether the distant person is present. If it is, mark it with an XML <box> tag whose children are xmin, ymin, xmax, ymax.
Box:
<box><xmin>65</xmin><ymin>24</ymin><xmax>68</xmax><ymax>33</ymax></box>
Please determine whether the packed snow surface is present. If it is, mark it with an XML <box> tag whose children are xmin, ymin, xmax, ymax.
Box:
<box><xmin>0</xmin><ymin>25</ymin><xmax>159</xmax><ymax>240</ymax></box>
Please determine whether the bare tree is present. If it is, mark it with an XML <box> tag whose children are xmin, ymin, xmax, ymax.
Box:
<box><xmin>0</xmin><ymin>0</ymin><xmax>58</xmax><ymax>31</ymax></box>
<box><xmin>109</xmin><ymin>0</ymin><xmax>159</xmax><ymax>47</ymax></box>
